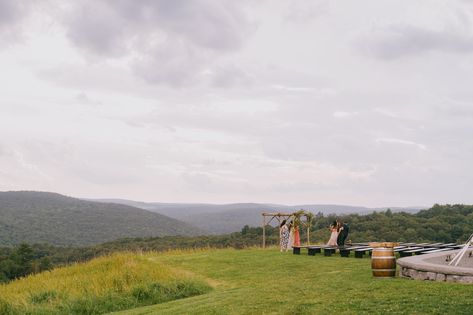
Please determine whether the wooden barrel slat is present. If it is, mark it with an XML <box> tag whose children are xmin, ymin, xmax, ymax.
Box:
<box><xmin>371</xmin><ymin>247</ymin><xmax>396</xmax><ymax>277</ymax></box>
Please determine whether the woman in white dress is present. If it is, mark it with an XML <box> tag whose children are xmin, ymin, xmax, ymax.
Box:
<box><xmin>327</xmin><ymin>221</ymin><xmax>339</xmax><ymax>246</ymax></box>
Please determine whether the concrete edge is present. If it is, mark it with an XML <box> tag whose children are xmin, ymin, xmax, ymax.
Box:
<box><xmin>397</xmin><ymin>249</ymin><xmax>473</xmax><ymax>276</ymax></box>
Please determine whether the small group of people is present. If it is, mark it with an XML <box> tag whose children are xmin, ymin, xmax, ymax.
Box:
<box><xmin>327</xmin><ymin>220</ymin><xmax>349</xmax><ymax>247</ymax></box>
<box><xmin>279</xmin><ymin>218</ymin><xmax>349</xmax><ymax>252</ymax></box>
<box><xmin>279</xmin><ymin>219</ymin><xmax>300</xmax><ymax>252</ymax></box>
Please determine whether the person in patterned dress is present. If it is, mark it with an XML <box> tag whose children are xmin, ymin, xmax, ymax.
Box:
<box><xmin>280</xmin><ymin>220</ymin><xmax>290</xmax><ymax>252</ymax></box>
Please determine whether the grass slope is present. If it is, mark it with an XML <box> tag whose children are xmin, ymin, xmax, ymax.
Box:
<box><xmin>0</xmin><ymin>191</ymin><xmax>204</xmax><ymax>246</ymax></box>
<box><xmin>114</xmin><ymin>248</ymin><xmax>473</xmax><ymax>315</ymax></box>
<box><xmin>0</xmin><ymin>252</ymin><xmax>211</xmax><ymax>314</ymax></box>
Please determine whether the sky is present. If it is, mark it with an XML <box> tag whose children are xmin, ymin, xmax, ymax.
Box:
<box><xmin>1</xmin><ymin>0</ymin><xmax>473</xmax><ymax>207</ymax></box>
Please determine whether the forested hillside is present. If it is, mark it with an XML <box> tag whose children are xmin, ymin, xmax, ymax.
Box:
<box><xmin>0</xmin><ymin>191</ymin><xmax>204</xmax><ymax>246</ymax></box>
<box><xmin>97</xmin><ymin>199</ymin><xmax>421</xmax><ymax>233</ymax></box>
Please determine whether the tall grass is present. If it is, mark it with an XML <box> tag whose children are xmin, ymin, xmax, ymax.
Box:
<box><xmin>0</xmin><ymin>252</ymin><xmax>211</xmax><ymax>315</ymax></box>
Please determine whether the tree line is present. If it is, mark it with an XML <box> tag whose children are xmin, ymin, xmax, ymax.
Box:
<box><xmin>310</xmin><ymin>204</ymin><xmax>473</xmax><ymax>244</ymax></box>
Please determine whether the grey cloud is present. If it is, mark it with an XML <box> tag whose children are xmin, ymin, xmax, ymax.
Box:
<box><xmin>106</xmin><ymin>0</ymin><xmax>248</xmax><ymax>51</ymax></box>
<box><xmin>65</xmin><ymin>2</ymin><xmax>129</xmax><ymax>56</ymax></box>
<box><xmin>284</xmin><ymin>0</ymin><xmax>329</xmax><ymax>23</ymax></box>
<box><xmin>140</xmin><ymin>1</ymin><xmax>248</xmax><ymax>52</ymax></box>
<box><xmin>210</xmin><ymin>65</ymin><xmax>253</xmax><ymax>88</ymax></box>
<box><xmin>132</xmin><ymin>39</ymin><xmax>209</xmax><ymax>87</ymax></box>
<box><xmin>0</xmin><ymin>0</ymin><xmax>30</xmax><ymax>44</ymax></box>
<box><xmin>358</xmin><ymin>24</ymin><xmax>473</xmax><ymax>59</ymax></box>
<box><xmin>0</xmin><ymin>0</ymin><xmax>18</xmax><ymax>25</ymax></box>
<box><xmin>74</xmin><ymin>92</ymin><xmax>101</xmax><ymax>106</ymax></box>
<box><xmin>61</xmin><ymin>0</ymin><xmax>252</xmax><ymax>86</ymax></box>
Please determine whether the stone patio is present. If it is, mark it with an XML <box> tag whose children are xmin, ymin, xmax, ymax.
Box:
<box><xmin>397</xmin><ymin>247</ymin><xmax>473</xmax><ymax>284</ymax></box>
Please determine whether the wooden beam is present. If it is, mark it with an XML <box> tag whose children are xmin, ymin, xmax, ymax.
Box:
<box><xmin>261</xmin><ymin>212</ymin><xmax>294</xmax><ymax>216</ymax></box>
<box><xmin>262</xmin><ymin>214</ymin><xmax>266</xmax><ymax>249</ymax></box>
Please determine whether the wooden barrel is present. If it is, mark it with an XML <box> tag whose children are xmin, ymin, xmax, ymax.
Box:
<box><xmin>371</xmin><ymin>247</ymin><xmax>396</xmax><ymax>277</ymax></box>
<box><xmin>369</xmin><ymin>242</ymin><xmax>400</xmax><ymax>248</ymax></box>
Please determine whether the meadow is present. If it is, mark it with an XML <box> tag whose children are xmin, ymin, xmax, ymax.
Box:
<box><xmin>0</xmin><ymin>252</ymin><xmax>211</xmax><ymax>315</ymax></box>
<box><xmin>1</xmin><ymin>248</ymin><xmax>473</xmax><ymax>314</ymax></box>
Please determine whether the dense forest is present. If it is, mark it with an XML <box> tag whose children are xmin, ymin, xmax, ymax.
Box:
<box><xmin>1</xmin><ymin>204</ymin><xmax>472</xmax><ymax>283</ymax></box>
<box><xmin>0</xmin><ymin>191</ymin><xmax>204</xmax><ymax>246</ymax></box>
<box><xmin>313</xmin><ymin>203</ymin><xmax>473</xmax><ymax>244</ymax></box>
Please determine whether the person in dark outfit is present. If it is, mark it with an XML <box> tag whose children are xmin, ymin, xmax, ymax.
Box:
<box><xmin>337</xmin><ymin>222</ymin><xmax>349</xmax><ymax>246</ymax></box>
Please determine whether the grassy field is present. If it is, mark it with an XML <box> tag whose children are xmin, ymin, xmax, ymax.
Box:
<box><xmin>0</xmin><ymin>252</ymin><xmax>211</xmax><ymax>315</ymax></box>
<box><xmin>2</xmin><ymin>248</ymin><xmax>473</xmax><ymax>314</ymax></box>
<box><xmin>113</xmin><ymin>248</ymin><xmax>473</xmax><ymax>315</ymax></box>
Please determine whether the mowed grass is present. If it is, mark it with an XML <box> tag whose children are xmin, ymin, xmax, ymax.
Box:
<box><xmin>113</xmin><ymin>247</ymin><xmax>473</xmax><ymax>315</ymax></box>
<box><xmin>0</xmin><ymin>252</ymin><xmax>211</xmax><ymax>315</ymax></box>
<box><xmin>2</xmin><ymin>248</ymin><xmax>473</xmax><ymax>314</ymax></box>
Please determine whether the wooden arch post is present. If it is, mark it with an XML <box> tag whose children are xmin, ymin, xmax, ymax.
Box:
<box><xmin>261</xmin><ymin>210</ymin><xmax>313</xmax><ymax>248</ymax></box>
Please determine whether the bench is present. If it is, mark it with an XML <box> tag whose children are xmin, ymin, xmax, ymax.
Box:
<box><xmin>416</xmin><ymin>247</ymin><xmax>438</xmax><ymax>255</ymax></box>
<box><xmin>392</xmin><ymin>246</ymin><xmax>408</xmax><ymax>253</ymax></box>
<box><xmin>421</xmin><ymin>248</ymin><xmax>451</xmax><ymax>254</ymax></box>
<box><xmin>438</xmin><ymin>243</ymin><xmax>457</xmax><ymax>248</ymax></box>
<box><xmin>338</xmin><ymin>246</ymin><xmax>368</xmax><ymax>257</ymax></box>
<box><xmin>415</xmin><ymin>243</ymin><xmax>432</xmax><ymax>247</ymax></box>
<box><xmin>354</xmin><ymin>247</ymin><xmax>372</xmax><ymax>258</ymax></box>
<box><xmin>292</xmin><ymin>246</ymin><xmax>309</xmax><ymax>255</ymax></box>
<box><xmin>400</xmin><ymin>247</ymin><xmax>436</xmax><ymax>257</ymax></box>
<box><xmin>351</xmin><ymin>242</ymin><xmax>370</xmax><ymax>246</ymax></box>
<box><xmin>396</xmin><ymin>246</ymin><xmax>421</xmax><ymax>253</ymax></box>
<box><xmin>308</xmin><ymin>246</ymin><xmax>322</xmax><ymax>256</ymax></box>
<box><xmin>323</xmin><ymin>247</ymin><xmax>337</xmax><ymax>256</ymax></box>
<box><xmin>428</xmin><ymin>243</ymin><xmax>445</xmax><ymax>248</ymax></box>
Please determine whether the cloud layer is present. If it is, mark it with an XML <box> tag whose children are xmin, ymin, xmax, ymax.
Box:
<box><xmin>1</xmin><ymin>0</ymin><xmax>473</xmax><ymax>206</ymax></box>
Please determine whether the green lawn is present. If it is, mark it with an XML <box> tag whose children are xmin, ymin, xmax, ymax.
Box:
<box><xmin>112</xmin><ymin>248</ymin><xmax>473</xmax><ymax>315</ymax></box>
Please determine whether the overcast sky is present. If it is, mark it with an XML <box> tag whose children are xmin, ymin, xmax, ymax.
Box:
<box><xmin>1</xmin><ymin>0</ymin><xmax>473</xmax><ymax>207</ymax></box>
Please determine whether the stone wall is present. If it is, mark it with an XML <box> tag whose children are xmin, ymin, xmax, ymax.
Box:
<box><xmin>400</xmin><ymin>266</ymin><xmax>473</xmax><ymax>283</ymax></box>
<box><xmin>397</xmin><ymin>249</ymin><xmax>473</xmax><ymax>284</ymax></box>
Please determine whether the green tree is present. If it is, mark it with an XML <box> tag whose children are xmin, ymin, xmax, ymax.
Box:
<box><xmin>11</xmin><ymin>243</ymin><xmax>34</xmax><ymax>278</ymax></box>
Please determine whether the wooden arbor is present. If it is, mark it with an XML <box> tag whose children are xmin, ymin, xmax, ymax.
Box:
<box><xmin>261</xmin><ymin>210</ymin><xmax>313</xmax><ymax>248</ymax></box>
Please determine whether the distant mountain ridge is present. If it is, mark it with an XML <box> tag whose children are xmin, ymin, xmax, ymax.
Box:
<box><xmin>0</xmin><ymin>191</ymin><xmax>204</xmax><ymax>246</ymax></box>
<box><xmin>94</xmin><ymin>199</ymin><xmax>424</xmax><ymax>234</ymax></box>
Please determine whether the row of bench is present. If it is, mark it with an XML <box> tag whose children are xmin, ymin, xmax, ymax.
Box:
<box><xmin>292</xmin><ymin>242</ymin><xmax>463</xmax><ymax>258</ymax></box>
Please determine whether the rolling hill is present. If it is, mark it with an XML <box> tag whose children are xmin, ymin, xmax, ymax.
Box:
<box><xmin>95</xmin><ymin>199</ymin><xmax>423</xmax><ymax>234</ymax></box>
<box><xmin>0</xmin><ymin>191</ymin><xmax>204</xmax><ymax>246</ymax></box>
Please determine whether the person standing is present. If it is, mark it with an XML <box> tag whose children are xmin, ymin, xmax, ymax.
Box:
<box><xmin>327</xmin><ymin>220</ymin><xmax>340</xmax><ymax>246</ymax></box>
<box><xmin>279</xmin><ymin>220</ymin><xmax>290</xmax><ymax>252</ymax></box>
<box><xmin>293</xmin><ymin>224</ymin><xmax>301</xmax><ymax>247</ymax></box>
<box><xmin>286</xmin><ymin>221</ymin><xmax>294</xmax><ymax>251</ymax></box>
<box><xmin>337</xmin><ymin>221</ymin><xmax>349</xmax><ymax>246</ymax></box>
